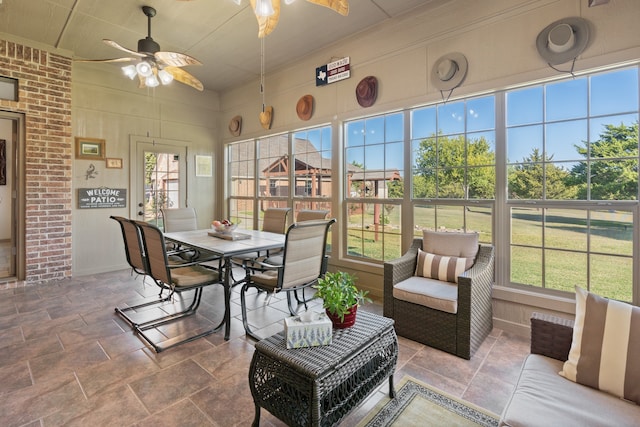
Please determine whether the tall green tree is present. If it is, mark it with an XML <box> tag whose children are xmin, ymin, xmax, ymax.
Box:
<box><xmin>508</xmin><ymin>149</ymin><xmax>577</xmax><ymax>199</ymax></box>
<box><xmin>413</xmin><ymin>133</ymin><xmax>495</xmax><ymax>198</ymax></box>
<box><xmin>568</xmin><ymin>122</ymin><xmax>639</xmax><ymax>200</ymax></box>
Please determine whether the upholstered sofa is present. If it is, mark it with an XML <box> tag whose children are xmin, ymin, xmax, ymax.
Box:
<box><xmin>384</xmin><ymin>231</ymin><xmax>494</xmax><ymax>359</ymax></box>
<box><xmin>500</xmin><ymin>311</ymin><xmax>640</xmax><ymax>426</ymax></box>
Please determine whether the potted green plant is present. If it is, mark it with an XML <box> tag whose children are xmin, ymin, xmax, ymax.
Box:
<box><xmin>313</xmin><ymin>271</ymin><xmax>372</xmax><ymax>328</ymax></box>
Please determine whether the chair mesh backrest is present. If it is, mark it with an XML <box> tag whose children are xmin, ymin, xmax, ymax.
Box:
<box><xmin>280</xmin><ymin>219</ymin><xmax>335</xmax><ymax>289</ymax></box>
<box><xmin>162</xmin><ymin>208</ymin><xmax>198</xmax><ymax>232</ymax></box>
<box><xmin>296</xmin><ymin>209</ymin><xmax>329</xmax><ymax>222</ymax></box>
<box><xmin>111</xmin><ymin>216</ymin><xmax>146</xmax><ymax>274</ymax></box>
<box><xmin>262</xmin><ymin>208</ymin><xmax>291</xmax><ymax>234</ymax></box>
<box><xmin>135</xmin><ymin>221</ymin><xmax>172</xmax><ymax>285</ymax></box>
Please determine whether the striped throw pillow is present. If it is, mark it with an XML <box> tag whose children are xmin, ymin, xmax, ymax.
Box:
<box><xmin>560</xmin><ymin>286</ymin><xmax>640</xmax><ymax>404</ymax></box>
<box><xmin>414</xmin><ymin>248</ymin><xmax>471</xmax><ymax>284</ymax></box>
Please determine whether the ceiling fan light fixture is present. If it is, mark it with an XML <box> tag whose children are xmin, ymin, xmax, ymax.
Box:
<box><xmin>284</xmin><ymin>0</ymin><xmax>296</xmax><ymax>4</ymax></box>
<box><xmin>158</xmin><ymin>69</ymin><xmax>174</xmax><ymax>85</ymax></box>
<box><xmin>122</xmin><ymin>65</ymin><xmax>137</xmax><ymax>79</ymax></box>
<box><xmin>146</xmin><ymin>74</ymin><xmax>160</xmax><ymax>88</ymax></box>
<box><xmin>136</xmin><ymin>61</ymin><xmax>153</xmax><ymax>77</ymax></box>
<box><xmin>255</xmin><ymin>0</ymin><xmax>275</xmax><ymax>17</ymax></box>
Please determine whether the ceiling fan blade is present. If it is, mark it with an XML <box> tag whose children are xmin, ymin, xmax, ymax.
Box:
<box><xmin>306</xmin><ymin>0</ymin><xmax>349</xmax><ymax>16</ymax></box>
<box><xmin>74</xmin><ymin>57</ymin><xmax>137</xmax><ymax>63</ymax></box>
<box><xmin>155</xmin><ymin>51</ymin><xmax>202</xmax><ymax>67</ymax></box>
<box><xmin>164</xmin><ymin>66</ymin><xmax>204</xmax><ymax>91</ymax></box>
<box><xmin>250</xmin><ymin>0</ymin><xmax>281</xmax><ymax>38</ymax></box>
<box><xmin>103</xmin><ymin>39</ymin><xmax>147</xmax><ymax>58</ymax></box>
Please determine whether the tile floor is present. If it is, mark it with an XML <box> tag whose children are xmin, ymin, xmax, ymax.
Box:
<box><xmin>0</xmin><ymin>268</ymin><xmax>530</xmax><ymax>426</ymax></box>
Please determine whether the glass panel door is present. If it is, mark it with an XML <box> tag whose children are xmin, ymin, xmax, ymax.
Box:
<box><xmin>131</xmin><ymin>137</ymin><xmax>187</xmax><ymax>228</ymax></box>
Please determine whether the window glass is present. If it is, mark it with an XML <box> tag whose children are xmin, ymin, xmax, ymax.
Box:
<box><xmin>228</xmin><ymin>141</ymin><xmax>255</xmax><ymax>198</ymax></box>
<box><xmin>413</xmin><ymin>204</ymin><xmax>492</xmax><ymax>243</ymax></box>
<box><xmin>510</xmin><ymin>206</ymin><xmax>634</xmax><ymax>302</ymax></box>
<box><xmin>344</xmin><ymin>112</ymin><xmax>404</xmax><ymax>262</ymax></box>
<box><xmin>411</xmin><ymin>106</ymin><xmax>436</xmax><ymax>139</ymax></box>
<box><xmin>345</xmin><ymin>202</ymin><xmax>401</xmax><ymax>261</ymax></box>
<box><xmin>546</xmin><ymin>78</ymin><xmax>587</xmax><ymax>121</ymax></box>
<box><xmin>438</xmin><ymin>102</ymin><xmax>465</xmax><ymax>135</ymax></box>
<box><xmin>467</xmin><ymin>96</ymin><xmax>495</xmax><ymax>132</ymax></box>
<box><xmin>293</xmin><ymin>128</ymin><xmax>332</xmax><ymax>198</ymax></box>
<box><xmin>590</xmin><ymin>68</ymin><xmax>639</xmax><ymax>116</ymax></box>
<box><xmin>507</xmin><ymin>86</ymin><xmax>543</xmax><ymax>126</ymax></box>
<box><xmin>412</xmin><ymin>97</ymin><xmax>496</xmax><ymax>201</ymax></box>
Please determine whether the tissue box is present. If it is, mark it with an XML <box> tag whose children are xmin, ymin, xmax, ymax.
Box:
<box><xmin>284</xmin><ymin>311</ymin><xmax>332</xmax><ymax>349</ymax></box>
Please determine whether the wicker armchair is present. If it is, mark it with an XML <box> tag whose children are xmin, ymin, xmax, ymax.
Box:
<box><xmin>383</xmin><ymin>237</ymin><xmax>494</xmax><ymax>359</ymax></box>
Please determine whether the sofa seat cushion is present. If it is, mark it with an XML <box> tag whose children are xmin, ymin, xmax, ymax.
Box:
<box><xmin>500</xmin><ymin>354</ymin><xmax>639</xmax><ymax>427</ymax></box>
<box><xmin>392</xmin><ymin>276</ymin><xmax>457</xmax><ymax>314</ymax></box>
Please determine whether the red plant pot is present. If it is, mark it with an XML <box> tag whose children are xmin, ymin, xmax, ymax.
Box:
<box><xmin>326</xmin><ymin>305</ymin><xmax>358</xmax><ymax>329</ymax></box>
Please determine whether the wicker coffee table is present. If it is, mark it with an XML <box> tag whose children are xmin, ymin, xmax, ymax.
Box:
<box><xmin>248</xmin><ymin>310</ymin><xmax>398</xmax><ymax>427</ymax></box>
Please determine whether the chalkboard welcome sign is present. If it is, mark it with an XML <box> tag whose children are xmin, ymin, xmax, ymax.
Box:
<box><xmin>78</xmin><ymin>187</ymin><xmax>126</xmax><ymax>209</ymax></box>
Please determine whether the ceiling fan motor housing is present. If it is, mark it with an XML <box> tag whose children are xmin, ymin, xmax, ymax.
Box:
<box><xmin>138</xmin><ymin>37</ymin><xmax>160</xmax><ymax>54</ymax></box>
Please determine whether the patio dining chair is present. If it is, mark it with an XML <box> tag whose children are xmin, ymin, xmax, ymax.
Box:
<box><xmin>161</xmin><ymin>207</ymin><xmax>220</xmax><ymax>263</ymax></box>
<box><xmin>296</xmin><ymin>209</ymin><xmax>329</xmax><ymax>222</ymax></box>
<box><xmin>111</xmin><ymin>215</ymin><xmax>147</xmax><ymax>278</ymax></box>
<box><xmin>231</xmin><ymin>207</ymin><xmax>291</xmax><ymax>284</ymax></box>
<box><xmin>240</xmin><ymin>218</ymin><xmax>336</xmax><ymax>340</ymax></box>
<box><xmin>112</xmin><ymin>215</ymin><xmax>187</xmax><ymax>327</ymax></box>
<box><xmin>116</xmin><ymin>220</ymin><xmax>224</xmax><ymax>352</ymax></box>
<box><xmin>262</xmin><ymin>209</ymin><xmax>331</xmax><ymax>268</ymax></box>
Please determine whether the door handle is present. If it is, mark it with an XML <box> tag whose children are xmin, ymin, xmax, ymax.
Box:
<box><xmin>138</xmin><ymin>211</ymin><xmax>144</xmax><ymax>216</ymax></box>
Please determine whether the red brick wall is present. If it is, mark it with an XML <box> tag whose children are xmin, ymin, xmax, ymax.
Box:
<box><xmin>0</xmin><ymin>39</ymin><xmax>73</xmax><ymax>284</ymax></box>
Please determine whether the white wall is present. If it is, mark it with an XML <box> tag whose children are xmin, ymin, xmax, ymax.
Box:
<box><xmin>71</xmin><ymin>63</ymin><xmax>220</xmax><ymax>275</ymax></box>
<box><xmin>217</xmin><ymin>0</ymin><xmax>640</xmax><ymax>334</ymax></box>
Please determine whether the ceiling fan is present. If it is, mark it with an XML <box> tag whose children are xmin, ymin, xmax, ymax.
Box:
<box><xmin>77</xmin><ymin>6</ymin><xmax>204</xmax><ymax>91</ymax></box>
<box><xmin>178</xmin><ymin>0</ymin><xmax>349</xmax><ymax>38</ymax></box>
<box><xmin>249</xmin><ymin>0</ymin><xmax>349</xmax><ymax>38</ymax></box>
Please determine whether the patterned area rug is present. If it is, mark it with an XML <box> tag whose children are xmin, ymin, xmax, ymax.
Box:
<box><xmin>358</xmin><ymin>376</ymin><xmax>500</xmax><ymax>427</ymax></box>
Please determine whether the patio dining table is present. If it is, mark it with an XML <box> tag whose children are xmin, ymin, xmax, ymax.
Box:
<box><xmin>164</xmin><ymin>228</ymin><xmax>285</xmax><ymax>340</ymax></box>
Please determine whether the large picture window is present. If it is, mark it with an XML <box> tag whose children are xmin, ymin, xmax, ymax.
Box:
<box><xmin>226</xmin><ymin>65</ymin><xmax>640</xmax><ymax>304</ymax></box>
<box><xmin>228</xmin><ymin>125</ymin><xmax>333</xmax><ymax>234</ymax></box>
<box><xmin>507</xmin><ymin>67</ymin><xmax>639</xmax><ymax>301</ymax></box>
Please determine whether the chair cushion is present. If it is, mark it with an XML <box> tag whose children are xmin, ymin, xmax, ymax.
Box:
<box><xmin>171</xmin><ymin>265</ymin><xmax>219</xmax><ymax>287</ymax></box>
<box><xmin>393</xmin><ymin>276</ymin><xmax>458</xmax><ymax>314</ymax></box>
<box><xmin>250</xmin><ymin>270</ymin><xmax>279</xmax><ymax>291</ymax></box>
<box><xmin>560</xmin><ymin>286</ymin><xmax>640</xmax><ymax>404</ymax></box>
<box><xmin>423</xmin><ymin>230</ymin><xmax>479</xmax><ymax>259</ymax></box>
<box><xmin>415</xmin><ymin>248</ymin><xmax>472</xmax><ymax>284</ymax></box>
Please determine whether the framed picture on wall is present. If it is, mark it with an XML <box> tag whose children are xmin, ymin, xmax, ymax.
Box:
<box><xmin>106</xmin><ymin>158</ymin><xmax>123</xmax><ymax>169</ymax></box>
<box><xmin>75</xmin><ymin>137</ymin><xmax>105</xmax><ymax>160</ymax></box>
<box><xmin>195</xmin><ymin>155</ymin><xmax>213</xmax><ymax>177</ymax></box>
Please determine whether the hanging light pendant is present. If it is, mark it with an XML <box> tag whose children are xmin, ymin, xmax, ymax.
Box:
<box><xmin>136</xmin><ymin>61</ymin><xmax>153</xmax><ymax>77</ymax></box>
<box><xmin>158</xmin><ymin>69</ymin><xmax>174</xmax><ymax>85</ymax></box>
<box><xmin>145</xmin><ymin>74</ymin><xmax>160</xmax><ymax>88</ymax></box>
<box><xmin>255</xmin><ymin>0</ymin><xmax>275</xmax><ymax>17</ymax></box>
<box><xmin>122</xmin><ymin>65</ymin><xmax>137</xmax><ymax>79</ymax></box>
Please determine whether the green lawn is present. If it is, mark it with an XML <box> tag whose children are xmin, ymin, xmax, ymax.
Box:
<box><xmin>346</xmin><ymin>204</ymin><xmax>633</xmax><ymax>301</ymax></box>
